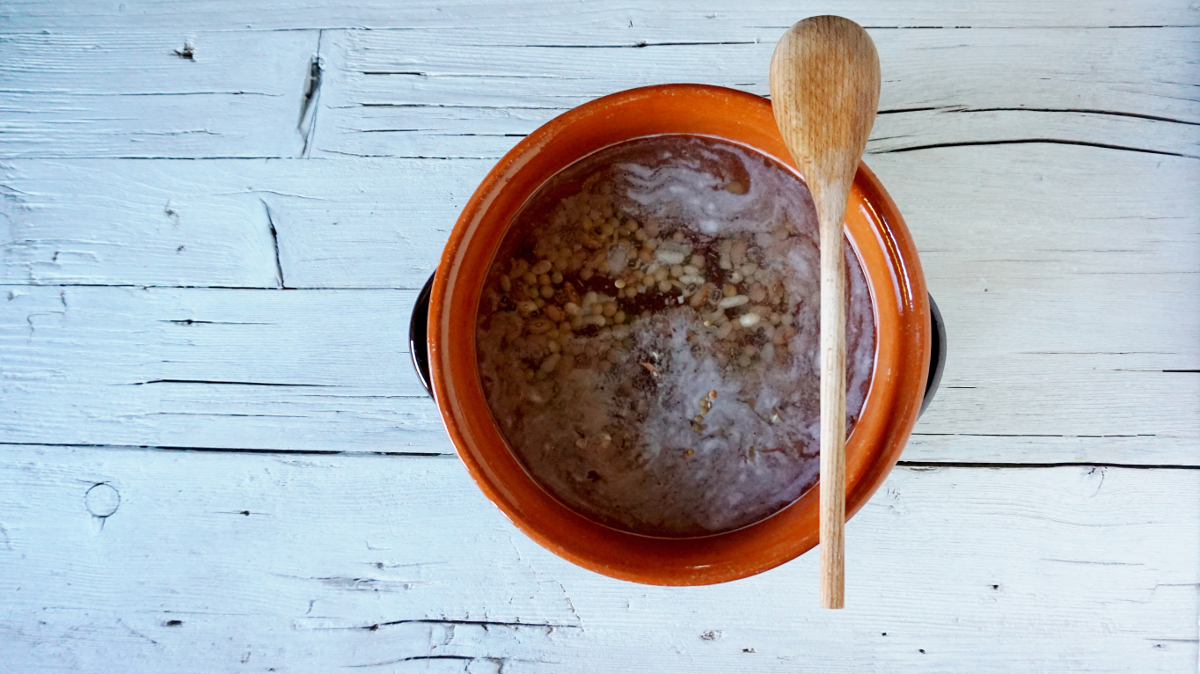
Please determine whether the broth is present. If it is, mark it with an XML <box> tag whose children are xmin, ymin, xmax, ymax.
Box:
<box><xmin>475</xmin><ymin>135</ymin><xmax>875</xmax><ymax>537</ymax></box>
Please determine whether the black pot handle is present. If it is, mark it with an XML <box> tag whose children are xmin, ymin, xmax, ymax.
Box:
<box><xmin>921</xmin><ymin>293</ymin><xmax>946</xmax><ymax>417</ymax></box>
<box><xmin>408</xmin><ymin>272</ymin><xmax>946</xmax><ymax>414</ymax></box>
<box><xmin>409</xmin><ymin>273</ymin><xmax>436</xmax><ymax>397</ymax></box>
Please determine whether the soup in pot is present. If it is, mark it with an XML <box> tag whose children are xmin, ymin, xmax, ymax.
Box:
<box><xmin>475</xmin><ymin>135</ymin><xmax>875</xmax><ymax>537</ymax></box>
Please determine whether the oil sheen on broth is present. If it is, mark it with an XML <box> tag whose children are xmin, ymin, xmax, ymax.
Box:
<box><xmin>475</xmin><ymin>136</ymin><xmax>875</xmax><ymax>537</ymax></box>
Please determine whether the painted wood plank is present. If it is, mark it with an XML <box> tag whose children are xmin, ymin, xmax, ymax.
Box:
<box><xmin>1</xmin><ymin>282</ymin><xmax>1195</xmax><ymax>463</ymax></box>
<box><xmin>865</xmin><ymin>145</ymin><xmax>1200</xmax><ymax>460</ymax></box>
<box><xmin>0</xmin><ymin>26</ymin><xmax>1195</xmax><ymax>160</ymax></box>
<box><xmin>0</xmin><ymin>31</ymin><xmax>318</xmax><ymax>158</ymax></box>
<box><xmin>1</xmin><ymin>158</ymin><xmax>488</xmax><ymax>288</ymax></box>
<box><xmin>0</xmin><ymin>286</ymin><xmax>446</xmax><ymax>453</ymax></box>
<box><xmin>314</xmin><ymin>27</ymin><xmax>1200</xmax><ymax>159</ymax></box>
<box><xmin>3</xmin><ymin>0</ymin><xmax>1197</xmax><ymax>33</ymax></box>
<box><xmin>3</xmin><ymin>145</ymin><xmax>1196</xmax><ymax>287</ymax></box>
<box><xmin>0</xmin><ymin>445</ymin><xmax>1195</xmax><ymax>671</ymax></box>
<box><xmin>1</xmin><ymin>146</ymin><xmax>1196</xmax><ymax>461</ymax></box>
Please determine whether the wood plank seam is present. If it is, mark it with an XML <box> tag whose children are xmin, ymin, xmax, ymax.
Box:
<box><xmin>4</xmin><ymin>442</ymin><xmax>1199</xmax><ymax>471</ymax></box>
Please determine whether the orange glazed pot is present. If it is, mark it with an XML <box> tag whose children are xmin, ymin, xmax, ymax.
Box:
<box><xmin>414</xmin><ymin>84</ymin><xmax>943</xmax><ymax>586</ymax></box>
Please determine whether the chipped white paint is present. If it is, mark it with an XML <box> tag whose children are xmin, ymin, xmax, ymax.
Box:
<box><xmin>0</xmin><ymin>0</ymin><xmax>1198</xmax><ymax>670</ymax></box>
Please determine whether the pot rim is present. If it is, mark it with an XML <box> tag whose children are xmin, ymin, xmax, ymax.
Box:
<box><xmin>428</xmin><ymin>84</ymin><xmax>930</xmax><ymax>585</ymax></box>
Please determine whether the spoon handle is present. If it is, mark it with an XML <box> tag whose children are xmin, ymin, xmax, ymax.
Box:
<box><xmin>768</xmin><ymin>14</ymin><xmax>880</xmax><ymax>608</ymax></box>
<box><xmin>814</xmin><ymin>185</ymin><xmax>849</xmax><ymax>610</ymax></box>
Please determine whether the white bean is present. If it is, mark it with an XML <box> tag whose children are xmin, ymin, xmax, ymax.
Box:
<box><xmin>718</xmin><ymin>295</ymin><xmax>750</xmax><ymax>309</ymax></box>
<box><xmin>655</xmin><ymin>250</ymin><xmax>686</xmax><ymax>265</ymax></box>
<box><xmin>538</xmin><ymin>353</ymin><xmax>560</xmax><ymax>375</ymax></box>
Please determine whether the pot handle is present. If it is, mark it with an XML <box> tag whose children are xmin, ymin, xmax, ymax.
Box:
<box><xmin>921</xmin><ymin>293</ymin><xmax>947</xmax><ymax>417</ymax></box>
<box><xmin>409</xmin><ymin>272</ymin><xmax>947</xmax><ymax>414</ymax></box>
<box><xmin>410</xmin><ymin>273</ymin><xmax>436</xmax><ymax>397</ymax></box>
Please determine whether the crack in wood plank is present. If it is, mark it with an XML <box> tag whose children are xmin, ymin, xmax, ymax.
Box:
<box><xmin>0</xmin><ymin>441</ymin><xmax>453</xmax><ymax>457</ymax></box>
<box><xmin>869</xmin><ymin>138</ymin><xmax>1199</xmax><ymax>158</ymax></box>
<box><xmin>298</xmin><ymin>31</ymin><xmax>324</xmax><ymax>157</ymax></box>
<box><xmin>131</xmin><ymin>379</ymin><xmax>330</xmax><ymax>387</ymax></box>
<box><xmin>259</xmin><ymin>199</ymin><xmax>287</xmax><ymax>288</ymax></box>
<box><xmin>898</xmin><ymin>461</ymin><xmax>1199</xmax><ymax>470</ymax></box>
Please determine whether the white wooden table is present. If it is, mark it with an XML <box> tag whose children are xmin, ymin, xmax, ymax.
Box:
<box><xmin>1</xmin><ymin>2</ymin><xmax>1198</xmax><ymax>671</ymax></box>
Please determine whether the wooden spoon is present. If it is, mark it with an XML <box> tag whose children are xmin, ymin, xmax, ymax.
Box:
<box><xmin>769</xmin><ymin>15</ymin><xmax>880</xmax><ymax>609</ymax></box>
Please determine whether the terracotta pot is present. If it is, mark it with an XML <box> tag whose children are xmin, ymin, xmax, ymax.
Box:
<box><xmin>410</xmin><ymin>84</ymin><xmax>945</xmax><ymax>585</ymax></box>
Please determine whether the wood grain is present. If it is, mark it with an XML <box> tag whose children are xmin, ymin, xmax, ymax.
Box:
<box><xmin>315</xmin><ymin>27</ymin><xmax>1198</xmax><ymax>159</ymax></box>
<box><xmin>0</xmin><ymin>26</ymin><xmax>1194</xmax><ymax>160</ymax></box>
<box><xmin>0</xmin><ymin>31</ymin><xmax>319</xmax><ymax>158</ymax></box>
<box><xmin>0</xmin><ymin>444</ymin><xmax>1194</xmax><ymax>672</ymax></box>
<box><xmin>0</xmin><ymin>286</ymin><xmax>445</xmax><ymax>453</ymax></box>
<box><xmin>0</xmin><ymin>158</ymin><xmax>488</xmax><ymax>288</ymax></box>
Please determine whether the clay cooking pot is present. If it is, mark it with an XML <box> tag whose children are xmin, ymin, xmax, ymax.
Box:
<box><xmin>408</xmin><ymin>84</ymin><xmax>946</xmax><ymax>585</ymax></box>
